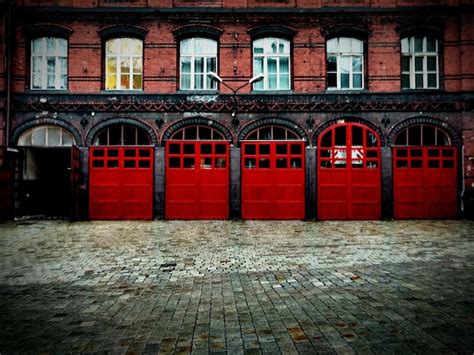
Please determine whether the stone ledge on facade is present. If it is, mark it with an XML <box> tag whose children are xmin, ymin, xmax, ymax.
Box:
<box><xmin>11</xmin><ymin>92</ymin><xmax>473</xmax><ymax>113</ymax></box>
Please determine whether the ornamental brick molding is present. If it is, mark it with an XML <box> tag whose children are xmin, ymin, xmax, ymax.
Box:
<box><xmin>387</xmin><ymin>116</ymin><xmax>461</xmax><ymax>146</ymax></box>
<box><xmin>11</xmin><ymin>94</ymin><xmax>465</xmax><ymax>113</ymax></box>
<box><xmin>238</xmin><ymin>117</ymin><xmax>308</xmax><ymax>142</ymax></box>
<box><xmin>161</xmin><ymin>117</ymin><xmax>234</xmax><ymax>143</ymax></box>
<box><xmin>11</xmin><ymin>117</ymin><xmax>83</xmax><ymax>146</ymax></box>
<box><xmin>312</xmin><ymin>117</ymin><xmax>386</xmax><ymax>147</ymax></box>
<box><xmin>23</xmin><ymin>23</ymin><xmax>73</xmax><ymax>39</ymax></box>
<box><xmin>85</xmin><ymin>117</ymin><xmax>158</xmax><ymax>146</ymax></box>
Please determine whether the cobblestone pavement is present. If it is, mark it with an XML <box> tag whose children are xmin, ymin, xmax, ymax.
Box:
<box><xmin>0</xmin><ymin>220</ymin><xmax>473</xmax><ymax>354</ymax></box>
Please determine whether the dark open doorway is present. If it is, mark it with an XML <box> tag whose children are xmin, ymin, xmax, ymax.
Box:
<box><xmin>19</xmin><ymin>147</ymin><xmax>72</xmax><ymax>217</ymax></box>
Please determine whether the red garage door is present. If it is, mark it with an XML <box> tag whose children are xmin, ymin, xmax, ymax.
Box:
<box><xmin>318</xmin><ymin>122</ymin><xmax>381</xmax><ymax>220</ymax></box>
<box><xmin>241</xmin><ymin>125</ymin><xmax>305</xmax><ymax>219</ymax></box>
<box><xmin>165</xmin><ymin>140</ymin><xmax>229</xmax><ymax>219</ymax></box>
<box><xmin>393</xmin><ymin>124</ymin><xmax>457</xmax><ymax>219</ymax></box>
<box><xmin>89</xmin><ymin>147</ymin><xmax>153</xmax><ymax>220</ymax></box>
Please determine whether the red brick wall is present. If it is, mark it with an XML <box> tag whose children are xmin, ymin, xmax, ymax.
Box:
<box><xmin>10</xmin><ymin>13</ymin><xmax>471</xmax><ymax>94</ymax></box>
<box><xmin>0</xmin><ymin>13</ymin><xmax>5</xmax><ymax>147</ymax></box>
<box><xmin>15</xmin><ymin>0</ymin><xmax>472</xmax><ymax>7</ymax></box>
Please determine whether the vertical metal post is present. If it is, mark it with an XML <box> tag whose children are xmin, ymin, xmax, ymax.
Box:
<box><xmin>305</xmin><ymin>146</ymin><xmax>317</xmax><ymax>220</ymax></box>
<box><xmin>155</xmin><ymin>146</ymin><xmax>165</xmax><ymax>219</ymax></box>
<box><xmin>230</xmin><ymin>146</ymin><xmax>241</xmax><ymax>219</ymax></box>
<box><xmin>381</xmin><ymin>146</ymin><xmax>393</xmax><ymax>219</ymax></box>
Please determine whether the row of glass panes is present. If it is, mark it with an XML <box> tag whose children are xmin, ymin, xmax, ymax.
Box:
<box><xmin>30</xmin><ymin>35</ymin><xmax>439</xmax><ymax>91</ymax></box>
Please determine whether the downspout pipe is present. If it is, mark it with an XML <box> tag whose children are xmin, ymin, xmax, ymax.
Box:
<box><xmin>4</xmin><ymin>0</ymin><xmax>13</xmax><ymax>147</ymax></box>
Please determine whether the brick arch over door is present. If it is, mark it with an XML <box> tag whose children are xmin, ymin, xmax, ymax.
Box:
<box><xmin>238</xmin><ymin>118</ymin><xmax>308</xmax><ymax>143</ymax></box>
<box><xmin>12</xmin><ymin>118</ymin><xmax>82</xmax><ymax>146</ymax></box>
<box><xmin>161</xmin><ymin>117</ymin><xmax>233</xmax><ymax>144</ymax></box>
<box><xmin>86</xmin><ymin>118</ymin><xmax>157</xmax><ymax>146</ymax></box>
<box><xmin>313</xmin><ymin>117</ymin><xmax>386</xmax><ymax>148</ymax></box>
<box><xmin>388</xmin><ymin>116</ymin><xmax>461</xmax><ymax>146</ymax></box>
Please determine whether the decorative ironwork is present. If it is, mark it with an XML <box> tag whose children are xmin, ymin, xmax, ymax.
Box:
<box><xmin>11</xmin><ymin>93</ymin><xmax>468</xmax><ymax>114</ymax></box>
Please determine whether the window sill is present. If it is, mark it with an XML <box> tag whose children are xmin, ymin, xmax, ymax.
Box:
<box><xmin>250</xmin><ymin>90</ymin><xmax>293</xmax><ymax>94</ymax></box>
<box><xmin>400</xmin><ymin>88</ymin><xmax>442</xmax><ymax>93</ymax></box>
<box><xmin>100</xmin><ymin>90</ymin><xmax>145</xmax><ymax>94</ymax></box>
<box><xmin>26</xmin><ymin>89</ymin><xmax>69</xmax><ymax>94</ymax></box>
<box><xmin>177</xmin><ymin>90</ymin><xmax>219</xmax><ymax>95</ymax></box>
<box><xmin>325</xmin><ymin>89</ymin><xmax>367</xmax><ymax>94</ymax></box>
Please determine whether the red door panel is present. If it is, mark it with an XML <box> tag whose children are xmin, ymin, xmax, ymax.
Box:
<box><xmin>89</xmin><ymin>147</ymin><xmax>153</xmax><ymax>220</ymax></box>
<box><xmin>393</xmin><ymin>147</ymin><xmax>457</xmax><ymax>219</ymax></box>
<box><xmin>165</xmin><ymin>141</ymin><xmax>229</xmax><ymax>219</ymax></box>
<box><xmin>318</xmin><ymin>123</ymin><xmax>381</xmax><ymax>220</ymax></box>
<box><xmin>242</xmin><ymin>141</ymin><xmax>305</xmax><ymax>220</ymax></box>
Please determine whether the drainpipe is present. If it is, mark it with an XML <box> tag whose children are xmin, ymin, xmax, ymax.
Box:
<box><xmin>4</xmin><ymin>0</ymin><xmax>13</xmax><ymax>147</ymax></box>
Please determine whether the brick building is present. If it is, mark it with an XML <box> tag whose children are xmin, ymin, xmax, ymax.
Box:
<box><xmin>0</xmin><ymin>0</ymin><xmax>473</xmax><ymax>220</ymax></box>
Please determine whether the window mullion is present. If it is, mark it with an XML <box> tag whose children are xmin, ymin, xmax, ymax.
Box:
<box><xmin>264</xmin><ymin>54</ymin><xmax>268</xmax><ymax>90</ymax></box>
<box><xmin>349</xmin><ymin>55</ymin><xmax>353</xmax><ymax>90</ymax></box>
<box><xmin>42</xmin><ymin>56</ymin><xmax>47</xmax><ymax>90</ymax></box>
<box><xmin>116</xmin><ymin>54</ymin><xmax>120</xmax><ymax>90</ymax></box>
<box><xmin>190</xmin><ymin>54</ymin><xmax>195</xmax><ymax>90</ymax></box>
<box><xmin>276</xmin><ymin>56</ymin><xmax>280</xmax><ymax>90</ymax></box>
<box><xmin>422</xmin><ymin>55</ymin><xmax>426</xmax><ymax>89</ymax></box>
<box><xmin>55</xmin><ymin>56</ymin><xmax>60</xmax><ymax>90</ymax></box>
<box><xmin>204</xmin><ymin>55</ymin><xmax>208</xmax><ymax>90</ymax></box>
<box><xmin>129</xmin><ymin>56</ymin><xmax>133</xmax><ymax>90</ymax></box>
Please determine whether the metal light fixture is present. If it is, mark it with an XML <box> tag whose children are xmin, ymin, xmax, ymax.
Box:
<box><xmin>206</xmin><ymin>72</ymin><xmax>265</xmax><ymax>126</ymax></box>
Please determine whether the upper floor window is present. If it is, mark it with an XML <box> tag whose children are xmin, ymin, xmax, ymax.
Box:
<box><xmin>326</xmin><ymin>37</ymin><xmax>364</xmax><ymax>90</ymax></box>
<box><xmin>105</xmin><ymin>38</ymin><xmax>143</xmax><ymax>90</ymax></box>
<box><xmin>180</xmin><ymin>38</ymin><xmax>217</xmax><ymax>90</ymax></box>
<box><xmin>401</xmin><ymin>36</ymin><xmax>439</xmax><ymax>89</ymax></box>
<box><xmin>31</xmin><ymin>37</ymin><xmax>67</xmax><ymax>90</ymax></box>
<box><xmin>253</xmin><ymin>37</ymin><xmax>290</xmax><ymax>91</ymax></box>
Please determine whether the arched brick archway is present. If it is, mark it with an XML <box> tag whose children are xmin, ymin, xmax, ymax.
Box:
<box><xmin>238</xmin><ymin>117</ymin><xmax>308</xmax><ymax>143</ymax></box>
<box><xmin>387</xmin><ymin>116</ymin><xmax>461</xmax><ymax>146</ymax></box>
<box><xmin>86</xmin><ymin>118</ymin><xmax>158</xmax><ymax>146</ymax></box>
<box><xmin>162</xmin><ymin>117</ymin><xmax>232</xmax><ymax>220</ymax></box>
<box><xmin>87</xmin><ymin>118</ymin><xmax>156</xmax><ymax>220</ymax></box>
<box><xmin>316</xmin><ymin>120</ymin><xmax>382</xmax><ymax>220</ymax></box>
<box><xmin>389</xmin><ymin>116</ymin><xmax>459</xmax><ymax>219</ymax></box>
<box><xmin>12</xmin><ymin>118</ymin><xmax>82</xmax><ymax>147</ymax></box>
<box><xmin>313</xmin><ymin>117</ymin><xmax>386</xmax><ymax>148</ymax></box>
<box><xmin>239</xmin><ymin>117</ymin><xmax>307</xmax><ymax>220</ymax></box>
<box><xmin>161</xmin><ymin>117</ymin><xmax>233</xmax><ymax>144</ymax></box>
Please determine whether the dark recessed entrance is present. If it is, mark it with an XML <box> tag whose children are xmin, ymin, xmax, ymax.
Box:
<box><xmin>17</xmin><ymin>125</ymin><xmax>78</xmax><ymax>218</ymax></box>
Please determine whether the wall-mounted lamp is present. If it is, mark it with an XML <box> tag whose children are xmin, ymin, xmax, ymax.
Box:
<box><xmin>381</xmin><ymin>116</ymin><xmax>391</xmax><ymax>128</ymax></box>
<box><xmin>155</xmin><ymin>118</ymin><xmax>165</xmax><ymax>129</ymax></box>
<box><xmin>80</xmin><ymin>116</ymin><xmax>89</xmax><ymax>129</ymax></box>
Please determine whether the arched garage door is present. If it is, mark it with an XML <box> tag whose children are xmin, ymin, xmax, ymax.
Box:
<box><xmin>89</xmin><ymin>124</ymin><xmax>153</xmax><ymax>220</ymax></box>
<box><xmin>393</xmin><ymin>124</ymin><xmax>457</xmax><ymax>219</ymax></box>
<box><xmin>165</xmin><ymin>125</ymin><xmax>229</xmax><ymax>219</ymax></box>
<box><xmin>317</xmin><ymin>122</ymin><xmax>381</xmax><ymax>220</ymax></box>
<box><xmin>242</xmin><ymin>125</ymin><xmax>305</xmax><ymax>220</ymax></box>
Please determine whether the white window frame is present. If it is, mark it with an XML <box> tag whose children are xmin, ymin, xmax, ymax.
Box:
<box><xmin>180</xmin><ymin>37</ymin><xmax>218</xmax><ymax>91</ymax></box>
<box><xmin>105</xmin><ymin>37</ymin><xmax>143</xmax><ymax>91</ymax></box>
<box><xmin>18</xmin><ymin>125</ymin><xmax>75</xmax><ymax>147</ymax></box>
<box><xmin>252</xmin><ymin>37</ymin><xmax>291</xmax><ymax>91</ymax></box>
<box><xmin>326</xmin><ymin>37</ymin><xmax>364</xmax><ymax>91</ymax></box>
<box><xmin>30</xmin><ymin>37</ymin><xmax>68</xmax><ymax>90</ymax></box>
<box><xmin>401</xmin><ymin>36</ymin><xmax>439</xmax><ymax>90</ymax></box>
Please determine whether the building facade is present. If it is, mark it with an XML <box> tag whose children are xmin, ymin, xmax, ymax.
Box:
<box><xmin>0</xmin><ymin>0</ymin><xmax>473</xmax><ymax>220</ymax></box>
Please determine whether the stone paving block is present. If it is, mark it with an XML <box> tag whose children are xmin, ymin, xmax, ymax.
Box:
<box><xmin>0</xmin><ymin>220</ymin><xmax>473</xmax><ymax>354</ymax></box>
